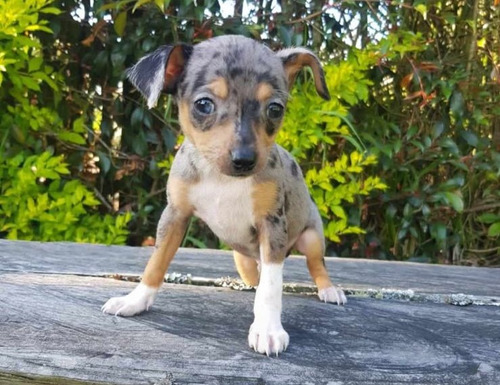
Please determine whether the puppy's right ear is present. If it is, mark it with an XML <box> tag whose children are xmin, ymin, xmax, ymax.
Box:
<box><xmin>126</xmin><ymin>44</ymin><xmax>193</xmax><ymax>108</ymax></box>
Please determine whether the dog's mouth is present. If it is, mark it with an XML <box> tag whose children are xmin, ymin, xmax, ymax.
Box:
<box><xmin>230</xmin><ymin>163</ymin><xmax>257</xmax><ymax>177</ymax></box>
<box><xmin>229</xmin><ymin>169</ymin><xmax>255</xmax><ymax>178</ymax></box>
<box><xmin>217</xmin><ymin>161</ymin><xmax>261</xmax><ymax>178</ymax></box>
<box><xmin>220</xmin><ymin>164</ymin><xmax>258</xmax><ymax>178</ymax></box>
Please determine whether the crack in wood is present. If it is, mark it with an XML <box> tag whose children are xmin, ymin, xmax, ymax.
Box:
<box><xmin>4</xmin><ymin>269</ymin><xmax>498</xmax><ymax>307</ymax></box>
<box><xmin>98</xmin><ymin>271</ymin><xmax>500</xmax><ymax>307</ymax></box>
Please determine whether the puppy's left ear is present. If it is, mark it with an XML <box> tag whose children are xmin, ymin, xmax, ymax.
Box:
<box><xmin>277</xmin><ymin>48</ymin><xmax>330</xmax><ymax>101</ymax></box>
<box><xmin>127</xmin><ymin>44</ymin><xmax>193</xmax><ymax>108</ymax></box>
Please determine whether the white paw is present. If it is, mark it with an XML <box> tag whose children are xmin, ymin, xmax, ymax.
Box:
<box><xmin>318</xmin><ymin>286</ymin><xmax>347</xmax><ymax>305</ymax></box>
<box><xmin>248</xmin><ymin>320</ymin><xmax>289</xmax><ymax>356</ymax></box>
<box><xmin>101</xmin><ymin>283</ymin><xmax>158</xmax><ymax>316</ymax></box>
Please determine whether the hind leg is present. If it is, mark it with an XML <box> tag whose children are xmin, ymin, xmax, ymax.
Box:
<box><xmin>295</xmin><ymin>227</ymin><xmax>347</xmax><ymax>305</ymax></box>
<box><xmin>233</xmin><ymin>251</ymin><xmax>259</xmax><ymax>287</ymax></box>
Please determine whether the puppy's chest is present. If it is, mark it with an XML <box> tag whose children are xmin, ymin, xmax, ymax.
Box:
<box><xmin>189</xmin><ymin>177</ymin><xmax>256</xmax><ymax>247</ymax></box>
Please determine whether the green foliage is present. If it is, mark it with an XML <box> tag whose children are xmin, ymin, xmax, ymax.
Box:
<box><xmin>279</xmin><ymin>59</ymin><xmax>387</xmax><ymax>244</ymax></box>
<box><xmin>0</xmin><ymin>0</ymin><xmax>59</xmax><ymax>88</ymax></box>
<box><xmin>0</xmin><ymin>152</ymin><xmax>131</xmax><ymax>243</ymax></box>
<box><xmin>348</xmin><ymin>3</ymin><xmax>500</xmax><ymax>264</ymax></box>
<box><xmin>0</xmin><ymin>0</ymin><xmax>130</xmax><ymax>244</ymax></box>
<box><xmin>306</xmin><ymin>154</ymin><xmax>386</xmax><ymax>243</ymax></box>
<box><xmin>0</xmin><ymin>0</ymin><xmax>498</xmax><ymax>264</ymax></box>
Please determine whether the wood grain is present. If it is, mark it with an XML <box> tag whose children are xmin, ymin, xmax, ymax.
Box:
<box><xmin>0</xmin><ymin>240</ymin><xmax>499</xmax><ymax>384</ymax></box>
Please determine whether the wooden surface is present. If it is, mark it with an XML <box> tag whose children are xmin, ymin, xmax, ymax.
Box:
<box><xmin>2</xmin><ymin>239</ymin><xmax>499</xmax><ymax>298</ymax></box>
<box><xmin>0</xmin><ymin>372</ymin><xmax>110</xmax><ymax>385</ymax></box>
<box><xmin>0</xmin><ymin>240</ymin><xmax>499</xmax><ymax>385</ymax></box>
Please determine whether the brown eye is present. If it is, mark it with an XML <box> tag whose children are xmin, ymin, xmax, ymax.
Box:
<box><xmin>267</xmin><ymin>103</ymin><xmax>284</xmax><ymax>119</ymax></box>
<box><xmin>194</xmin><ymin>98</ymin><xmax>215</xmax><ymax>115</ymax></box>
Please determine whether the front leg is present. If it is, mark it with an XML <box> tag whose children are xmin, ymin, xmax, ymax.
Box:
<box><xmin>248</xmin><ymin>216</ymin><xmax>289</xmax><ymax>356</ymax></box>
<box><xmin>102</xmin><ymin>204</ymin><xmax>189</xmax><ymax>316</ymax></box>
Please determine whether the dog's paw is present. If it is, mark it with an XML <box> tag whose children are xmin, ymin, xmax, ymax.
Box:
<box><xmin>101</xmin><ymin>283</ymin><xmax>157</xmax><ymax>316</ymax></box>
<box><xmin>248</xmin><ymin>321</ymin><xmax>289</xmax><ymax>356</ymax></box>
<box><xmin>318</xmin><ymin>286</ymin><xmax>347</xmax><ymax>305</ymax></box>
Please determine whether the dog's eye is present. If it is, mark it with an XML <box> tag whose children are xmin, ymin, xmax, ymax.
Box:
<box><xmin>267</xmin><ymin>103</ymin><xmax>284</xmax><ymax>120</ymax></box>
<box><xmin>194</xmin><ymin>98</ymin><xmax>215</xmax><ymax>115</ymax></box>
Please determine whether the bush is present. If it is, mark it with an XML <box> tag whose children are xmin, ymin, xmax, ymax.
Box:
<box><xmin>353</xmin><ymin>18</ymin><xmax>500</xmax><ymax>265</ymax></box>
<box><xmin>1</xmin><ymin>0</ymin><xmax>498</xmax><ymax>264</ymax></box>
<box><xmin>279</xmin><ymin>57</ymin><xmax>387</xmax><ymax>246</ymax></box>
<box><xmin>0</xmin><ymin>152</ymin><xmax>130</xmax><ymax>243</ymax></box>
<box><xmin>0</xmin><ymin>0</ymin><xmax>130</xmax><ymax>244</ymax></box>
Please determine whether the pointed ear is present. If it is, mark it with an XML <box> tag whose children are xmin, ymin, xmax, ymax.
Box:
<box><xmin>277</xmin><ymin>48</ymin><xmax>330</xmax><ymax>101</ymax></box>
<box><xmin>126</xmin><ymin>44</ymin><xmax>193</xmax><ymax>108</ymax></box>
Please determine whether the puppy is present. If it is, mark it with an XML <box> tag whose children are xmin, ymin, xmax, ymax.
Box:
<box><xmin>102</xmin><ymin>35</ymin><xmax>347</xmax><ymax>356</ymax></box>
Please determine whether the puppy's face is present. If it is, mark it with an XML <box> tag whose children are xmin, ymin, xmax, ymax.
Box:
<box><xmin>127</xmin><ymin>35</ymin><xmax>330</xmax><ymax>177</ymax></box>
<box><xmin>176</xmin><ymin>38</ymin><xmax>289</xmax><ymax>176</ymax></box>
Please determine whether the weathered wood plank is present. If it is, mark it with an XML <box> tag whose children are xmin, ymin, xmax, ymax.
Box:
<box><xmin>0</xmin><ymin>372</ymin><xmax>111</xmax><ymax>385</ymax></box>
<box><xmin>1</xmin><ymin>240</ymin><xmax>499</xmax><ymax>297</ymax></box>
<box><xmin>1</xmin><ymin>271</ymin><xmax>499</xmax><ymax>385</ymax></box>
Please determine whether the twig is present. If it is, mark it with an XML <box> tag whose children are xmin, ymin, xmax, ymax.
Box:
<box><xmin>464</xmin><ymin>203</ymin><xmax>500</xmax><ymax>213</ymax></box>
<box><xmin>465</xmin><ymin>247</ymin><xmax>499</xmax><ymax>254</ymax></box>
<box><xmin>93</xmin><ymin>187</ymin><xmax>113</xmax><ymax>211</ymax></box>
<box><xmin>285</xmin><ymin>9</ymin><xmax>325</xmax><ymax>25</ymax></box>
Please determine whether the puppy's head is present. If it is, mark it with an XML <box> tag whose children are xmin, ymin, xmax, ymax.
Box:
<box><xmin>127</xmin><ymin>35</ymin><xmax>330</xmax><ymax>177</ymax></box>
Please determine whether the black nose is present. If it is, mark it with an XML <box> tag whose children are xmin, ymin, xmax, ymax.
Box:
<box><xmin>231</xmin><ymin>148</ymin><xmax>257</xmax><ymax>173</ymax></box>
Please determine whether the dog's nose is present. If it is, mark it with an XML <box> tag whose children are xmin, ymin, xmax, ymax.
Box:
<box><xmin>231</xmin><ymin>148</ymin><xmax>257</xmax><ymax>173</ymax></box>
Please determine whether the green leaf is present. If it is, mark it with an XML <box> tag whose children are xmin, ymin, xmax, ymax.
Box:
<box><xmin>131</xmin><ymin>107</ymin><xmax>145</xmax><ymax>128</ymax></box>
<box><xmin>478</xmin><ymin>213</ymin><xmax>500</xmax><ymax>224</ymax></box>
<box><xmin>20</xmin><ymin>75</ymin><xmax>40</xmax><ymax>91</ymax></box>
<box><xmin>28</xmin><ymin>57</ymin><xmax>43</xmax><ymax>72</ymax></box>
<box><xmin>409</xmin><ymin>226</ymin><xmax>418</xmax><ymax>238</ymax></box>
<box><xmin>460</xmin><ymin>130</ymin><xmax>478</xmax><ymax>147</ymax></box>
<box><xmin>72</xmin><ymin>117</ymin><xmax>85</xmax><ymax>133</ymax></box>
<box><xmin>154</xmin><ymin>0</ymin><xmax>166</xmax><ymax>12</ymax></box>
<box><xmin>431</xmin><ymin>223</ymin><xmax>447</xmax><ymax>243</ymax></box>
<box><xmin>40</xmin><ymin>170</ymin><xmax>60</xmax><ymax>179</ymax></box>
<box><xmin>97</xmin><ymin>151</ymin><xmax>111</xmax><ymax>174</ymax></box>
<box><xmin>403</xmin><ymin>203</ymin><xmax>412</xmax><ymax>217</ymax></box>
<box><xmin>133</xmin><ymin>0</ymin><xmax>152</xmax><ymax>13</ymax></box>
<box><xmin>25</xmin><ymin>25</ymin><xmax>53</xmax><ymax>33</ymax></box>
<box><xmin>450</xmin><ymin>91</ymin><xmax>464</xmax><ymax>119</ymax></box>
<box><xmin>185</xmin><ymin>235</ymin><xmax>208</xmax><ymax>248</ymax></box>
<box><xmin>449</xmin><ymin>160</ymin><xmax>469</xmax><ymax>172</ymax></box>
<box><xmin>278</xmin><ymin>25</ymin><xmax>292</xmax><ymax>47</ymax></box>
<box><xmin>441</xmin><ymin>175</ymin><xmax>465</xmax><ymax>190</ymax></box>
<box><xmin>415</xmin><ymin>3</ymin><xmax>427</xmax><ymax>19</ymax></box>
<box><xmin>40</xmin><ymin>7</ymin><xmax>62</xmax><ymax>15</ymax></box>
<box><xmin>406</xmin><ymin>125</ymin><xmax>418</xmax><ymax>140</ymax></box>
<box><xmin>386</xmin><ymin>205</ymin><xmax>397</xmax><ymax>218</ymax></box>
<box><xmin>487</xmin><ymin>223</ymin><xmax>500</xmax><ymax>237</ymax></box>
<box><xmin>432</xmin><ymin>121</ymin><xmax>445</xmax><ymax>139</ymax></box>
<box><xmin>35</xmin><ymin>71</ymin><xmax>58</xmax><ymax>90</ymax></box>
<box><xmin>58</xmin><ymin>132</ymin><xmax>86</xmax><ymax>145</ymax></box>
<box><xmin>114</xmin><ymin>11</ymin><xmax>127</xmax><ymax>37</ymax></box>
<box><xmin>439</xmin><ymin>138</ymin><xmax>460</xmax><ymax>155</ymax></box>
<box><xmin>411</xmin><ymin>139</ymin><xmax>425</xmax><ymax>153</ymax></box>
<box><xmin>442</xmin><ymin>191</ymin><xmax>464</xmax><ymax>212</ymax></box>
<box><xmin>55</xmin><ymin>166</ymin><xmax>70</xmax><ymax>175</ymax></box>
<box><xmin>423</xmin><ymin>136</ymin><xmax>432</xmax><ymax>148</ymax></box>
<box><xmin>331</xmin><ymin>205</ymin><xmax>346</xmax><ymax>220</ymax></box>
